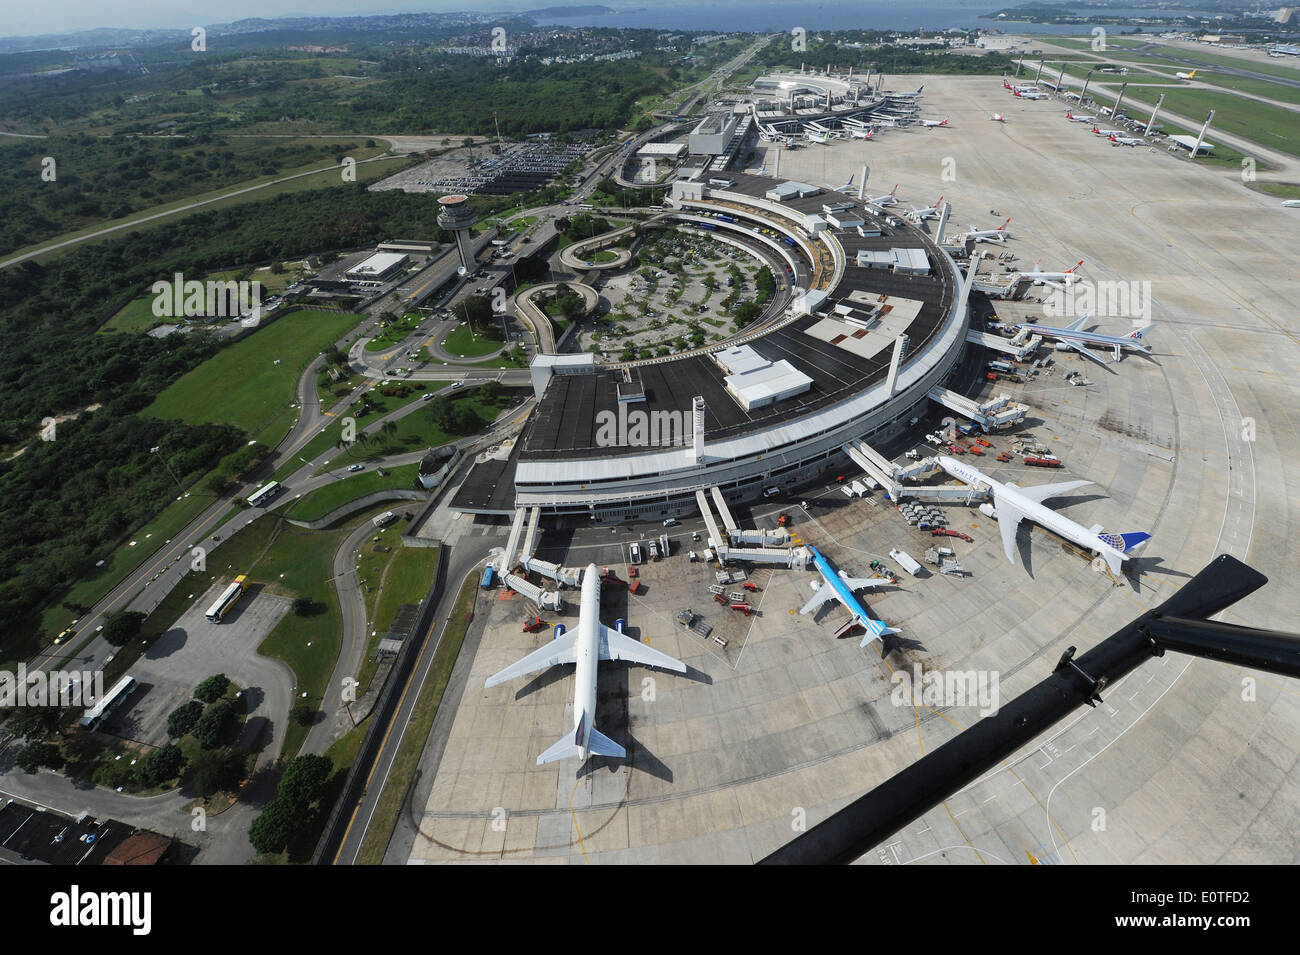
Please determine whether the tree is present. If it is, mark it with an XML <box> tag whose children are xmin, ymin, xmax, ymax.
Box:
<box><xmin>248</xmin><ymin>796</ymin><xmax>297</xmax><ymax>854</ymax></box>
<box><xmin>15</xmin><ymin>742</ymin><xmax>64</xmax><ymax>774</ymax></box>
<box><xmin>479</xmin><ymin>381</ymin><xmax>504</xmax><ymax>404</ymax></box>
<box><xmin>193</xmin><ymin>673</ymin><xmax>231</xmax><ymax>704</ymax></box>
<box><xmin>290</xmin><ymin>699</ymin><xmax>315</xmax><ymax>726</ymax></box>
<box><xmin>139</xmin><ymin>743</ymin><xmax>184</xmax><ymax>786</ymax></box>
<box><xmin>291</xmin><ymin>596</ymin><xmax>323</xmax><ymax>617</ymax></box>
<box><xmin>166</xmin><ymin>700</ymin><xmax>204</xmax><ymax>738</ymax></box>
<box><xmin>279</xmin><ymin>753</ymin><xmax>333</xmax><ymax>806</ymax></box>
<box><xmin>189</xmin><ymin>748</ymin><xmax>245</xmax><ymax>798</ymax></box>
<box><xmin>102</xmin><ymin>610</ymin><xmax>146</xmax><ymax>647</ymax></box>
<box><xmin>193</xmin><ymin>700</ymin><xmax>234</xmax><ymax>749</ymax></box>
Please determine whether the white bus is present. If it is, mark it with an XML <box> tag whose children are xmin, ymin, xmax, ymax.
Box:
<box><xmin>79</xmin><ymin>675</ymin><xmax>137</xmax><ymax>730</ymax></box>
<box><xmin>247</xmin><ymin>481</ymin><xmax>281</xmax><ymax>508</ymax></box>
<box><xmin>205</xmin><ymin>575</ymin><xmax>248</xmax><ymax>623</ymax></box>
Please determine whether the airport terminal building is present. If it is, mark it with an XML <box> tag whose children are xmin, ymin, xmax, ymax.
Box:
<box><xmin>454</xmin><ymin>172</ymin><xmax>972</xmax><ymax>522</ymax></box>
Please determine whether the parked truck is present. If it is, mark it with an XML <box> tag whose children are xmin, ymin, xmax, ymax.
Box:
<box><xmin>889</xmin><ymin>548</ymin><xmax>923</xmax><ymax>576</ymax></box>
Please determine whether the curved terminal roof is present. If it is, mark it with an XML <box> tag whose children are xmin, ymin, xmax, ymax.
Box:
<box><xmin>521</xmin><ymin>172</ymin><xmax>960</xmax><ymax>462</ymax></box>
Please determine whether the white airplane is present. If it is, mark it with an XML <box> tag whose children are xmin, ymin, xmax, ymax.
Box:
<box><xmin>1003</xmin><ymin>80</ymin><xmax>1038</xmax><ymax>94</ymax></box>
<box><xmin>485</xmin><ymin>563</ymin><xmax>685</xmax><ymax>764</ymax></box>
<box><xmin>1027</xmin><ymin>259</ymin><xmax>1085</xmax><ymax>287</ymax></box>
<box><xmin>867</xmin><ymin>184</ymin><xmax>899</xmax><ymax>206</ymax></box>
<box><xmin>889</xmin><ymin>84</ymin><xmax>925</xmax><ymax>99</ymax></box>
<box><xmin>1065</xmin><ymin>111</ymin><xmax>1097</xmax><ymax>123</ymax></box>
<box><xmin>920</xmin><ymin>116</ymin><xmax>950</xmax><ymax>128</ymax></box>
<box><xmin>1283</xmin><ymin>199</ymin><xmax>1300</xmax><ymax>208</ymax></box>
<box><xmin>910</xmin><ymin>195</ymin><xmax>944</xmax><ymax>220</ymax></box>
<box><xmin>835</xmin><ymin>174</ymin><xmax>856</xmax><ymax>193</ymax></box>
<box><xmin>850</xmin><ymin>127</ymin><xmax>875</xmax><ymax>140</ymax></box>
<box><xmin>990</xmin><ymin>113</ymin><xmax>1006</xmax><ymax>122</ymax></box>
<box><xmin>1015</xmin><ymin>90</ymin><xmax>1047</xmax><ymax>100</ymax></box>
<box><xmin>936</xmin><ymin>456</ymin><xmax>1150</xmax><ymax>575</ymax></box>
<box><xmin>968</xmin><ymin>217</ymin><xmax>1011</xmax><ymax>243</ymax></box>
<box><xmin>804</xmin><ymin>130</ymin><xmax>833</xmax><ymax>145</ymax></box>
<box><xmin>1091</xmin><ymin>125</ymin><xmax>1124</xmax><ymax>137</ymax></box>
<box><xmin>1109</xmin><ymin>133</ymin><xmax>1143</xmax><ymax>147</ymax></box>
<box><xmin>799</xmin><ymin>545</ymin><xmax>899</xmax><ymax>647</ymax></box>
<box><xmin>1175</xmin><ymin>69</ymin><xmax>1197</xmax><ymax>80</ymax></box>
<box><xmin>1014</xmin><ymin>312</ymin><xmax>1155</xmax><ymax>365</ymax></box>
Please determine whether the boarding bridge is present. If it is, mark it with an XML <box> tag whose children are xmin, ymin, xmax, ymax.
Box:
<box><xmin>966</xmin><ymin>328</ymin><xmax>1041</xmax><ymax>361</ymax></box>
<box><xmin>695</xmin><ymin>489</ymin><xmax>727</xmax><ymax>552</ymax></box>
<box><xmin>928</xmin><ymin>386</ymin><xmax>1027</xmax><ymax>432</ymax></box>
<box><xmin>521</xmin><ymin>557</ymin><xmax>583</xmax><ymax>588</ymax></box>
<box><xmin>844</xmin><ymin>438</ymin><xmax>941</xmax><ymax>500</ymax></box>
<box><xmin>899</xmin><ymin>481</ymin><xmax>991</xmax><ymax>503</ymax></box>
<box><xmin>710</xmin><ymin>486</ymin><xmax>738</xmax><ymax>534</ymax></box>
<box><xmin>933</xmin><ymin>201</ymin><xmax>952</xmax><ymax>242</ymax></box>
<box><xmin>730</xmin><ymin>528</ymin><xmax>792</xmax><ymax>547</ymax></box>
<box><xmin>502</xmin><ymin>572</ymin><xmax>563</xmax><ymax>612</ymax></box>
<box><xmin>717</xmin><ymin>545</ymin><xmax>810</xmax><ymax>569</ymax></box>
<box><xmin>501</xmin><ymin>507</ymin><xmax>528</xmax><ymax>574</ymax></box>
<box><xmin>520</xmin><ymin>507</ymin><xmax>541</xmax><ymax>563</ymax></box>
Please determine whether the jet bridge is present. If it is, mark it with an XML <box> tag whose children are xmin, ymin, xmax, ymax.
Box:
<box><xmin>927</xmin><ymin>386</ymin><xmax>1026</xmax><ymax>432</ymax></box>
<box><xmin>501</xmin><ymin>507</ymin><xmax>528</xmax><ymax>574</ymax></box>
<box><xmin>843</xmin><ymin>438</ymin><xmax>941</xmax><ymax>500</ymax></box>
<box><xmin>966</xmin><ymin>328</ymin><xmax>1041</xmax><ymax>361</ymax></box>
<box><xmin>520</xmin><ymin>506</ymin><xmax>541</xmax><ymax>563</ymax></box>
<box><xmin>695</xmin><ymin>489</ymin><xmax>727</xmax><ymax>552</ymax></box>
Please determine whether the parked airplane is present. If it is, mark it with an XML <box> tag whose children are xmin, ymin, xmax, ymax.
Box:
<box><xmin>1175</xmin><ymin>69</ymin><xmax>1197</xmax><ymax>80</ymax></box>
<box><xmin>1065</xmin><ymin>111</ymin><xmax>1097</xmax><ymax>123</ymax></box>
<box><xmin>1003</xmin><ymin>81</ymin><xmax>1038</xmax><ymax>94</ymax></box>
<box><xmin>805</xmin><ymin>130</ymin><xmax>833</xmax><ymax>145</ymax></box>
<box><xmin>1091</xmin><ymin>125</ymin><xmax>1125</xmax><ymax>137</ymax></box>
<box><xmin>1015</xmin><ymin>90</ymin><xmax>1047</xmax><ymax>100</ymax></box>
<box><xmin>920</xmin><ymin>116</ymin><xmax>950</xmax><ymax>127</ymax></box>
<box><xmin>968</xmin><ymin>217</ymin><xmax>1011</xmax><ymax>243</ymax></box>
<box><xmin>799</xmin><ymin>545</ymin><xmax>899</xmax><ymax>647</ymax></box>
<box><xmin>835</xmin><ymin>174</ymin><xmax>856</xmax><ymax>193</ymax></box>
<box><xmin>1027</xmin><ymin>260</ymin><xmax>1085</xmax><ymax>287</ymax></box>
<box><xmin>910</xmin><ymin>195</ymin><xmax>944</xmax><ymax>220</ymax></box>
<box><xmin>935</xmin><ymin>457</ymin><xmax>1150</xmax><ymax>575</ymax></box>
<box><xmin>889</xmin><ymin>84</ymin><xmax>925</xmax><ymax>99</ymax></box>
<box><xmin>1014</xmin><ymin>312</ymin><xmax>1155</xmax><ymax>365</ymax></box>
<box><xmin>990</xmin><ymin>113</ymin><xmax>1006</xmax><ymax>122</ymax></box>
<box><xmin>850</xmin><ymin>127</ymin><xmax>875</xmax><ymax>140</ymax></box>
<box><xmin>485</xmin><ymin>564</ymin><xmax>685</xmax><ymax>764</ymax></box>
<box><xmin>1283</xmin><ymin>199</ymin><xmax>1300</xmax><ymax>208</ymax></box>
<box><xmin>1109</xmin><ymin>133</ymin><xmax>1143</xmax><ymax>147</ymax></box>
<box><xmin>867</xmin><ymin>184</ymin><xmax>899</xmax><ymax>206</ymax></box>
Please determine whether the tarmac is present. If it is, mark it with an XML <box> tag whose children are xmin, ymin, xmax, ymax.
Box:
<box><xmin>405</xmin><ymin>75</ymin><xmax>1300</xmax><ymax>864</ymax></box>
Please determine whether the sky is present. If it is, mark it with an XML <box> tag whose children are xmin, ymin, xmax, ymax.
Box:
<box><xmin>3</xmin><ymin>1</ymin><xmax>545</xmax><ymax>38</ymax></box>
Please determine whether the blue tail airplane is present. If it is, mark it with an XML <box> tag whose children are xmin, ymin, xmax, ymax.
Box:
<box><xmin>800</xmin><ymin>545</ymin><xmax>900</xmax><ymax>648</ymax></box>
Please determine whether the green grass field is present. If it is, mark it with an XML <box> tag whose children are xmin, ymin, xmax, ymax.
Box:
<box><xmin>274</xmin><ymin>385</ymin><xmax>441</xmax><ymax>481</ymax></box>
<box><xmin>144</xmin><ymin>308</ymin><xmax>363</xmax><ymax>446</ymax></box>
<box><xmin>356</xmin><ymin>544</ymin><xmax>441</xmax><ymax>692</ymax></box>
<box><xmin>1117</xmin><ymin>85</ymin><xmax>1300</xmax><ymax>159</ymax></box>
<box><xmin>101</xmin><ymin>266</ymin><xmax>307</xmax><ymax>334</ymax></box>
<box><xmin>319</xmin><ymin>391</ymin><xmax>513</xmax><ymax>470</ymax></box>
<box><xmin>364</xmin><ymin>312</ymin><xmax>423</xmax><ymax>352</ymax></box>
<box><xmin>355</xmin><ymin>563</ymin><xmax>470</xmax><ymax>866</ymax></box>
<box><xmin>441</xmin><ymin>322</ymin><xmax>505</xmax><ymax>358</ymax></box>
<box><xmin>285</xmin><ymin>462</ymin><xmax>420</xmax><ymax>522</ymax></box>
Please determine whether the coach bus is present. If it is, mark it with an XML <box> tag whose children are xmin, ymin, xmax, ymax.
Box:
<box><xmin>205</xmin><ymin>575</ymin><xmax>248</xmax><ymax>623</ymax></box>
<box><xmin>79</xmin><ymin>675</ymin><xmax>137</xmax><ymax>731</ymax></box>
<box><xmin>247</xmin><ymin>481</ymin><xmax>281</xmax><ymax>508</ymax></box>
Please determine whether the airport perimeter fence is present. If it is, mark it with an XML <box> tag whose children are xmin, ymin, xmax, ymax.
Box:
<box><xmin>312</xmin><ymin>545</ymin><xmax>450</xmax><ymax>865</ymax></box>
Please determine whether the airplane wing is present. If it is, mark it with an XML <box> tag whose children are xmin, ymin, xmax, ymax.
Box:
<box><xmin>993</xmin><ymin>493</ymin><xmax>1026</xmax><ymax>564</ymax></box>
<box><xmin>599</xmin><ymin>626</ymin><xmax>686</xmax><ymax>673</ymax></box>
<box><xmin>799</xmin><ymin>581</ymin><xmax>839</xmax><ymax>615</ymax></box>
<box><xmin>485</xmin><ymin>631</ymin><xmax>578</xmax><ymax>688</ymax></box>
<box><xmin>1060</xmin><ymin>337</ymin><xmax>1113</xmax><ymax>369</ymax></box>
<box><xmin>1015</xmin><ymin>480</ymin><xmax>1093</xmax><ymax>505</ymax></box>
<box><xmin>837</xmin><ymin>570</ymin><xmax>890</xmax><ymax>592</ymax></box>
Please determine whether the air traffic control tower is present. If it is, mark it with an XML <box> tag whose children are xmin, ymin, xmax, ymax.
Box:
<box><xmin>437</xmin><ymin>194</ymin><xmax>478</xmax><ymax>275</ymax></box>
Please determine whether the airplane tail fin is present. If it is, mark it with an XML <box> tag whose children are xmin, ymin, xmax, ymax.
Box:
<box><xmin>1096</xmin><ymin>532</ymin><xmax>1151</xmax><ymax>574</ymax></box>
<box><xmin>1067</xmin><ymin>260</ymin><xmax>1084</xmax><ymax>273</ymax></box>
<box><xmin>536</xmin><ymin>718</ymin><xmax>626</xmax><ymax>764</ymax></box>
<box><xmin>1129</xmin><ymin>324</ymin><xmax>1155</xmax><ymax>342</ymax></box>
